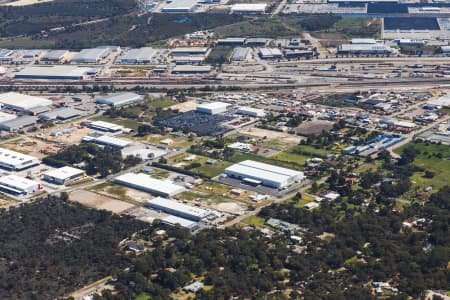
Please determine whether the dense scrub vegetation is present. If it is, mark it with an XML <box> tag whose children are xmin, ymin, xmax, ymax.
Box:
<box><xmin>0</xmin><ymin>197</ymin><xmax>147</xmax><ymax>300</ymax></box>
<box><xmin>43</xmin><ymin>143</ymin><xmax>142</xmax><ymax>177</ymax></box>
<box><xmin>94</xmin><ymin>186</ymin><xmax>449</xmax><ymax>299</ymax></box>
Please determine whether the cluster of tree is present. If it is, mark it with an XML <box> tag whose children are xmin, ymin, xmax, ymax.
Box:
<box><xmin>93</xmin><ymin>185</ymin><xmax>448</xmax><ymax>299</ymax></box>
<box><xmin>43</xmin><ymin>143</ymin><xmax>141</xmax><ymax>177</ymax></box>
<box><xmin>0</xmin><ymin>196</ymin><xmax>147</xmax><ymax>300</ymax></box>
<box><xmin>0</xmin><ymin>0</ymin><xmax>136</xmax><ymax>38</ymax></box>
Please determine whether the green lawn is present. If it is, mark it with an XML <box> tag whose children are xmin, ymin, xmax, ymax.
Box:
<box><xmin>192</xmin><ymin>161</ymin><xmax>232</xmax><ymax>178</ymax></box>
<box><xmin>293</xmin><ymin>194</ymin><xmax>315</xmax><ymax>208</ymax></box>
<box><xmin>148</xmin><ymin>98</ymin><xmax>177</xmax><ymax>109</ymax></box>
<box><xmin>240</xmin><ymin>216</ymin><xmax>268</xmax><ymax>228</ymax></box>
<box><xmin>135</xmin><ymin>293</ymin><xmax>150</xmax><ymax>300</ymax></box>
<box><xmin>395</xmin><ymin>142</ymin><xmax>450</xmax><ymax>192</ymax></box>
<box><xmin>91</xmin><ymin>115</ymin><xmax>143</xmax><ymax>131</ymax></box>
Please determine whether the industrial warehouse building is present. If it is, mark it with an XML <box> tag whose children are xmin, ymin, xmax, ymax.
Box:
<box><xmin>0</xmin><ymin>112</ymin><xmax>16</xmax><ymax>123</ymax></box>
<box><xmin>147</xmin><ymin>197</ymin><xmax>211</xmax><ymax>221</ymax></box>
<box><xmin>0</xmin><ymin>116</ymin><xmax>37</xmax><ymax>132</ymax></box>
<box><xmin>82</xmin><ymin>134</ymin><xmax>132</xmax><ymax>149</ymax></box>
<box><xmin>43</xmin><ymin>166</ymin><xmax>85</xmax><ymax>185</ymax></box>
<box><xmin>223</xmin><ymin>160</ymin><xmax>305</xmax><ymax>189</ymax></box>
<box><xmin>230</xmin><ymin>47</ymin><xmax>251</xmax><ymax>62</ymax></box>
<box><xmin>0</xmin><ymin>174</ymin><xmax>41</xmax><ymax>196</ymax></box>
<box><xmin>95</xmin><ymin>92</ymin><xmax>143</xmax><ymax>107</ymax></box>
<box><xmin>70</xmin><ymin>48</ymin><xmax>111</xmax><ymax>63</ymax></box>
<box><xmin>170</xmin><ymin>47</ymin><xmax>208</xmax><ymax>56</ymax></box>
<box><xmin>114</xmin><ymin>173</ymin><xmax>185</xmax><ymax>197</ymax></box>
<box><xmin>85</xmin><ymin>120</ymin><xmax>124</xmax><ymax>133</ymax></box>
<box><xmin>0</xmin><ymin>50</ymin><xmax>14</xmax><ymax>62</ymax></box>
<box><xmin>162</xmin><ymin>215</ymin><xmax>199</xmax><ymax>231</ymax></box>
<box><xmin>0</xmin><ymin>148</ymin><xmax>40</xmax><ymax>171</ymax></box>
<box><xmin>216</xmin><ymin>38</ymin><xmax>246</xmax><ymax>46</ymax></box>
<box><xmin>337</xmin><ymin>43</ymin><xmax>392</xmax><ymax>55</ymax></box>
<box><xmin>230</xmin><ymin>3</ymin><xmax>267</xmax><ymax>14</ymax></box>
<box><xmin>161</xmin><ymin>0</ymin><xmax>199</xmax><ymax>12</ymax></box>
<box><xmin>172</xmin><ymin>65</ymin><xmax>212</xmax><ymax>74</ymax></box>
<box><xmin>259</xmin><ymin>48</ymin><xmax>283</xmax><ymax>59</ymax></box>
<box><xmin>119</xmin><ymin>48</ymin><xmax>158</xmax><ymax>64</ymax></box>
<box><xmin>15</xmin><ymin>66</ymin><xmax>91</xmax><ymax>80</ymax></box>
<box><xmin>170</xmin><ymin>56</ymin><xmax>205</xmax><ymax>65</ymax></box>
<box><xmin>0</xmin><ymin>92</ymin><xmax>52</xmax><ymax>111</ymax></box>
<box><xmin>196</xmin><ymin>102</ymin><xmax>229</xmax><ymax>115</ymax></box>
<box><xmin>40</xmin><ymin>50</ymin><xmax>69</xmax><ymax>62</ymax></box>
<box><xmin>38</xmin><ymin>107</ymin><xmax>82</xmax><ymax>121</ymax></box>
<box><xmin>237</xmin><ymin>106</ymin><xmax>266</xmax><ymax>117</ymax></box>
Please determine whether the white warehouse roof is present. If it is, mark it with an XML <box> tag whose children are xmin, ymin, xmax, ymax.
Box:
<box><xmin>148</xmin><ymin>196</ymin><xmax>211</xmax><ymax>219</ymax></box>
<box><xmin>0</xmin><ymin>92</ymin><xmax>52</xmax><ymax>111</ymax></box>
<box><xmin>231</xmin><ymin>3</ymin><xmax>267</xmax><ymax>12</ymax></box>
<box><xmin>0</xmin><ymin>111</ymin><xmax>17</xmax><ymax>123</ymax></box>
<box><xmin>0</xmin><ymin>174</ymin><xmax>40</xmax><ymax>194</ymax></box>
<box><xmin>87</xmin><ymin>120</ymin><xmax>124</xmax><ymax>132</ymax></box>
<box><xmin>71</xmin><ymin>48</ymin><xmax>111</xmax><ymax>63</ymax></box>
<box><xmin>224</xmin><ymin>160</ymin><xmax>304</xmax><ymax>189</ymax></box>
<box><xmin>114</xmin><ymin>173</ymin><xmax>185</xmax><ymax>197</ymax></box>
<box><xmin>95</xmin><ymin>92</ymin><xmax>143</xmax><ymax>107</ymax></box>
<box><xmin>44</xmin><ymin>166</ymin><xmax>84</xmax><ymax>181</ymax></box>
<box><xmin>83</xmin><ymin>134</ymin><xmax>132</xmax><ymax>148</ymax></box>
<box><xmin>197</xmin><ymin>101</ymin><xmax>229</xmax><ymax>113</ymax></box>
<box><xmin>0</xmin><ymin>147</ymin><xmax>40</xmax><ymax>170</ymax></box>
<box><xmin>237</xmin><ymin>106</ymin><xmax>266</xmax><ymax>117</ymax></box>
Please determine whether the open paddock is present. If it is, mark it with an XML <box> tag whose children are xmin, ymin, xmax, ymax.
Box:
<box><xmin>69</xmin><ymin>190</ymin><xmax>136</xmax><ymax>214</ymax></box>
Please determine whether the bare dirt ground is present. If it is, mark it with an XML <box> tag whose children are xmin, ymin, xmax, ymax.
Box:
<box><xmin>212</xmin><ymin>202</ymin><xmax>247</xmax><ymax>215</ymax></box>
<box><xmin>44</xmin><ymin>125</ymin><xmax>93</xmax><ymax>145</ymax></box>
<box><xmin>295</xmin><ymin>120</ymin><xmax>334</xmax><ymax>136</ymax></box>
<box><xmin>69</xmin><ymin>190</ymin><xmax>135</xmax><ymax>214</ymax></box>
<box><xmin>240</xmin><ymin>127</ymin><xmax>302</xmax><ymax>144</ymax></box>
<box><xmin>1</xmin><ymin>137</ymin><xmax>60</xmax><ymax>159</ymax></box>
<box><xmin>169</xmin><ymin>100</ymin><xmax>197</xmax><ymax>112</ymax></box>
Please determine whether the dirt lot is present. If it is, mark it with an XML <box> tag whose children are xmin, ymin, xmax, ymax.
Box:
<box><xmin>69</xmin><ymin>190</ymin><xmax>135</xmax><ymax>214</ymax></box>
<box><xmin>91</xmin><ymin>183</ymin><xmax>152</xmax><ymax>204</ymax></box>
<box><xmin>44</xmin><ymin>125</ymin><xmax>93</xmax><ymax>145</ymax></box>
<box><xmin>295</xmin><ymin>120</ymin><xmax>334</xmax><ymax>136</ymax></box>
<box><xmin>211</xmin><ymin>202</ymin><xmax>247</xmax><ymax>215</ymax></box>
<box><xmin>240</xmin><ymin>127</ymin><xmax>302</xmax><ymax>144</ymax></box>
<box><xmin>1</xmin><ymin>137</ymin><xmax>60</xmax><ymax>159</ymax></box>
<box><xmin>169</xmin><ymin>100</ymin><xmax>197</xmax><ymax>113</ymax></box>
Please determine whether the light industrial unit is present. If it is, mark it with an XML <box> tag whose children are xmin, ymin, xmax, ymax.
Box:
<box><xmin>161</xmin><ymin>0</ymin><xmax>199</xmax><ymax>13</ymax></box>
<box><xmin>236</xmin><ymin>106</ymin><xmax>266</xmax><ymax>117</ymax></box>
<box><xmin>170</xmin><ymin>47</ymin><xmax>209</xmax><ymax>56</ymax></box>
<box><xmin>85</xmin><ymin>120</ymin><xmax>124</xmax><ymax>133</ymax></box>
<box><xmin>0</xmin><ymin>116</ymin><xmax>38</xmax><ymax>132</ymax></box>
<box><xmin>82</xmin><ymin>134</ymin><xmax>132</xmax><ymax>149</ymax></box>
<box><xmin>230</xmin><ymin>47</ymin><xmax>251</xmax><ymax>62</ymax></box>
<box><xmin>171</xmin><ymin>65</ymin><xmax>212</xmax><ymax>74</ymax></box>
<box><xmin>0</xmin><ymin>174</ymin><xmax>41</xmax><ymax>196</ymax></box>
<box><xmin>95</xmin><ymin>92</ymin><xmax>143</xmax><ymax>107</ymax></box>
<box><xmin>38</xmin><ymin>107</ymin><xmax>82</xmax><ymax>121</ymax></box>
<box><xmin>43</xmin><ymin>166</ymin><xmax>85</xmax><ymax>185</ymax></box>
<box><xmin>0</xmin><ymin>92</ymin><xmax>52</xmax><ymax>111</ymax></box>
<box><xmin>230</xmin><ymin>3</ymin><xmax>267</xmax><ymax>14</ymax></box>
<box><xmin>15</xmin><ymin>66</ymin><xmax>91</xmax><ymax>80</ymax></box>
<box><xmin>147</xmin><ymin>197</ymin><xmax>211</xmax><ymax>221</ymax></box>
<box><xmin>196</xmin><ymin>102</ymin><xmax>229</xmax><ymax>115</ymax></box>
<box><xmin>161</xmin><ymin>215</ymin><xmax>199</xmax><ymax>231</ymax></box>
<box><xmin>0</xmin><ymin>111</ymin><xmax>17</xmax><ymax>124</ymax></box>
<box><xmin>40</xmin><ymin>50</ymin><xmax>69</xmax><ymax>62</ymax></box>
<box><xmin>119</xmin><ymin>48</ymin><xmax>158</xmax><ymax>64</ymax></box>
<box><xmin>114</xmin><ymin>173</ymin><xmax>185</xmax><ymax>197</ymax></box>
<box><xmin>259</xmin><ymin>48</ymin><xmax>283</xmax><ymax>59</ymax></box>
<box><xmin>0</xmin><ymin>148</ymin><xmax>40</xmax><ymax>171</ymax></box>
<box><xmin>223</xmin><ymin>160</ymin><xmax>305</xmax><ymax>189</ymax></box>
<box><xmin>70</xmin><ymin>48</ymin><xmax>111</xmax><ymax>63</ymax></box>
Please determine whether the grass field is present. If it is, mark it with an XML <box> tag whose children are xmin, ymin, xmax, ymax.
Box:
<box><xmin>395</xmin><ymin>142</ymin><xmax>450</xmax><ymax>192</ymax></box>
<box><xmin>240</xmin><ymin>215</ymin><xmax>268</xmax><ymax>228</ymax></box>
<box><xmin>293</xmin><ymin>194</ymin><xmax>315</xmax><ymax>208</ymax></box>
<box><xmin>149</xmin><ymin>98</ymin><xmax>177</xmax><ymax>109</ymax></box>
<box><xmin>91</xmin><ymin>115</ymin><xmax>142</xmax><ymax>131</ymax></box>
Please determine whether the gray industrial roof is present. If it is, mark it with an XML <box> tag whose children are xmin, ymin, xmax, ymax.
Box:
<box><xmin>71</xmin><ymin>48</ymin><xmax>110</xmax><ymax>62</ymax></box>
<box><xmin>41</xmin><ymin>50</ymin><xmax>68</xmax><ymax>60</ymax></box>
<box><xmin>38</xmin><ymin>107</ymin><xmax>82</xmax><ymax>120</ymax></box>
<box><xmin>230</xmin><ymin>47</ymin><xmax>250</xmax><ymax>61</ymax></box>
<box><xmin>120</xmin><ymin>48</ymin><xmax>157</xmax><ymax>63</ymax></box>
<box><xmin>0</xmin><ymin>116</ymin><xmax>37</xmax><ymax>130</ymax></box>
<box><xmin>95</xmin><ymin>92</ymin><xmax>143</xmax><ymax>105</ymax></box>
